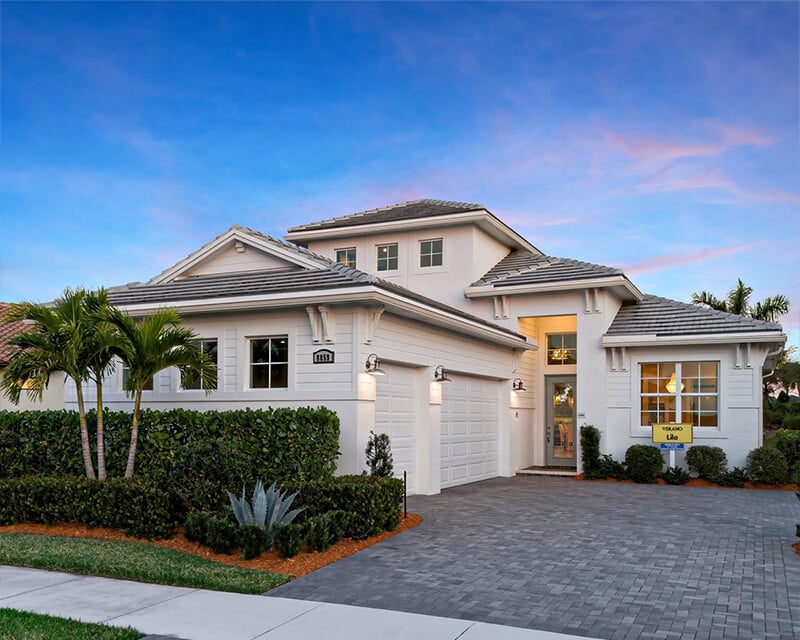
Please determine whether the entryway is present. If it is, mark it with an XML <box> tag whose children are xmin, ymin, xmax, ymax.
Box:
<box><xmin>545</xmin><ymin>375</ymin><xmax>576</xmax><ymax>468</ymax></box>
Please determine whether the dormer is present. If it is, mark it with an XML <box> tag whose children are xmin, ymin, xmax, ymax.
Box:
<box><xmin>285</xmin><ymin>199</ymin><xmax>543</xmax><ymax>308</ymax></box>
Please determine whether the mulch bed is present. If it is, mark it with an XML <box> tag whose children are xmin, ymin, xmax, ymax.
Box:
<box><xmin>575</xmin><ymin>473</ymin><xmax>799</xmax><ymax>491</ymax></box>
<box><xmin>0</xmin><ymin>514</ymin><xmax>423</xmax><ymax>578</ymax></box>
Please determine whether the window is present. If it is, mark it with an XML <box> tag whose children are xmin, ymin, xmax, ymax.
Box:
<box><xmin>640</xmin><ymin>362</ymin><xmax>718</xmax><ymax>428</ymax></box>
<box><xmin>547</xmin><ymin>333</ymin><xmax>577</xmax><ymax>365</ymax></box>
<box><xmin>419</xmin><ymin>238</ymin><xmax>443</xmax><ymax>267</ymax></box>
<box><xmin>182</xmin><ymin>340</ymin><xmax>218</xmax><ymax>390</ymax></box>
<box><xmin>376</xmin><ymin>243</ymin><xmax>398</xmax><ymax>271</ymax></box>
<box><xmin>335</xmin><ymin>247</ymin><xmax>356</xmax><ymax>268</ymax></box>
<box><xmin>250</xmin><ymin>336</ymin><xmax>289</xmax><ymax>388</ymax></box>
<box><xmin>121</xmin><ymin>362</ymin><xmax>153</xmax><ymax>391</ymax></box>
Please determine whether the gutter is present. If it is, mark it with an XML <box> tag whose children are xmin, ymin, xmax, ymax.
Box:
<box><xmin>601</xmin><ymin>331</ymin><xmax>787</xmax><ymax>348</ymax></box>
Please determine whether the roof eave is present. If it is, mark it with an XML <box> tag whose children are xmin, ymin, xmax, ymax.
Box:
<box><xmin>284</xmin><ymin>210</ymin><xmax>542</xmax><ymax>255</ymax></box>
<box><xmin>601</xmin><ymin>331</ymin><xmax>787</xmax><ymax>348</ymax></box>
<box><xmin>465</xmin><ymin>276</ymin><xmax>644</xmax><ymax>301</ymax></box>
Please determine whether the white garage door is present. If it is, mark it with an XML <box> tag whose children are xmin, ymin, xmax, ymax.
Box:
<box><xmin>375</xmin><ymin>365</ymin><xmax>417</xmax><ymax>493</ymax></box>
<box><xmin>441</xmin><ymin>376</ymin><xmax>500</xmax><ymax>489</ymax></box>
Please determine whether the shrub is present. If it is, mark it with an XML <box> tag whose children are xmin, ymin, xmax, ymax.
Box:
<box><xmin>585</xmin><ymin>454</ymin><xmax>627</xmax><ymax>480</ymax></box>
<box><xmin>662</xmin><ymin>466</ymin><xmax>690</xmax><ymax>485</ymax></box>
<box><xmin>183</xmin><ymin>512</ymin><xmax>211</xmax><ymax>542</ymax></box>
<box><xmin>784</xmin><ymin>414</ymin><xmax>800</xmax><ymax>430</ymax></box>
<box><xmin>772</xmin><ymin>430</ymin><xmax>800</xmax><ymax>472</ymax></box>
<box><xmin>204</xmin><ymin>516</ymin><xmax>238</xmax><ymax>555</ymax></box>
<box><xmin>625</xmin><ymin>445</ymin><xmax>663</xmax><ymax>484</ymax></box>
<box><xmin>580</xmin><ymin>425</ymin><xmax>601</xmax><ymax>476</ymax></box>
<box><xmin>686</xmin><ymin>446</ymin><xmax>728</xmax><ymax>479</ymax></box>
<box><xmin>365</xmin><ymin>431</ymin><xmax>394</xmax><ymax>477</ymax></box>
<box><xmin>273</xmin><ymin>522</ymin><xmax>302</xmax><ymax>558</ymax></box>
<box><xmin>747</xmin><ymin>446</ymin><xmax>789</xmax><ymax>485</ymax></box>
<box><xmin>238</xmin><ymin>524</ymin><xmax>268</xmax><ymax>560</ymax></box>
<box><xmin>304</xmin><ymin>513</ymin><xmax>333</xmax><ymax>552</ymax></box>
<box><xmin>286</xmin><ymin>475</ymin><xmax>403</xmax><ymax>538</ymax></box>
<box><xmin>227</xmin><ymin>480</ymin><xmax>303</xmax><ymax>550</ymax></box>
<box><xmin>0</xmin><ymin>476</ymin><xmax>173</xmax><ymax>539</ymax></box>
<box><xmin>713</xmin><ymin>467</ymin><xmax>749</xmax><ymax>488</ymax></box>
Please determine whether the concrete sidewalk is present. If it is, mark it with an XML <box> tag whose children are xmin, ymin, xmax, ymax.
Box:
<box><xmin>0</xmin><ymin>566</ymin><xmax>595</xmax><ymax>640</ymax></box>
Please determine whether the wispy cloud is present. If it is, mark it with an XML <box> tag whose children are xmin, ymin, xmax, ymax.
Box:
<box><xmin>623</xmin><ymin>243</ymin><xmax>762</xmax><ymax>274</ymax></box>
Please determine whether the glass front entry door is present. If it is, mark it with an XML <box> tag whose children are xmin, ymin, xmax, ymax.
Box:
<box><xmin>545</xmin><ymin>376</ymin><xmax>577</xmax><ymax>467</ymax></box>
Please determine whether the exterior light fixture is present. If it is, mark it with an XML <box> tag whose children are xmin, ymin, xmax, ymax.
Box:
<box><xmin>434</xmin><ymin>365</ymin><xmax>451</xmax><ymax>383</ymax></box>
<box><xmin>365</xmin><ymin>353</ymin><xmax>385</xmax><ymax>376</ymax></box>
<box><xmin>512</xmin><ymin>378</ymin><xmax>526</xmax><ymax>391</ymax></box>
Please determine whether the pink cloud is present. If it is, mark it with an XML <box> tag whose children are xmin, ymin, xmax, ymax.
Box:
<box><xmin>623</xmin><ymin>243</ymin><xmax>762</xmax><ymax>275</ymax></box>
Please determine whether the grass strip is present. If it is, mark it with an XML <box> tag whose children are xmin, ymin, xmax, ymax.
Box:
<box><xmin>0</xmin><ymin>533</ymin><xmax>291</xmax><ymax>594</ymax></box>
<box><xmin>0</xmin><ymin>608</ymin><xmax>141</xmax><ymax>640</ymax></box>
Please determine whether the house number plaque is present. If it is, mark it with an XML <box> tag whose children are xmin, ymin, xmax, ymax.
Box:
<box><xmin>312</xmin><ymin>349</ymin><xmax>335</xmax><ymax>364</ymax></box>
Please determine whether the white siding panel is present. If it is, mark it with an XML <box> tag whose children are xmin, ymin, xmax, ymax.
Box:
<box><xmin>375</xmin><ymin>365</ymin><xmax>417</xmax><ymax>491</ymax></box>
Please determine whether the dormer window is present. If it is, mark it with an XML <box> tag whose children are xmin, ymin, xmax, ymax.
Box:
<box><xmin>336</xmin><ymin>247</ymin><xmax>356</xmax><ymax>268</ymax></box>
<box><xmin>420</xmin><ymin>239</ymin><xmax>443</xmax><ymax>267</ymax></box>
<box><xmin>377</xmin><ymin>243</ymin><xmax>398</xmax><ymax>271</ymax></box>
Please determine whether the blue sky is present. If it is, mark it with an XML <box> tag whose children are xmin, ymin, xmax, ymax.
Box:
<box><xmin>1</xmin><ymin>2</ymin><xmax>798</xmax><ymax>349</ymax></box>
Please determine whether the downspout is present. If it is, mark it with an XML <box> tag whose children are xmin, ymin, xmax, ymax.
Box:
<box><xmin>761</xmin><ymin>343</ymin><xmax>784</xmax><ymax>381</ymax></box>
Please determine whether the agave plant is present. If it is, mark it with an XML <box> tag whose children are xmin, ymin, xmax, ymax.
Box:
<box><xmin>227</xmin><ymin>480</ymin><xmax>303</xmax><ymax>549</ymax></box>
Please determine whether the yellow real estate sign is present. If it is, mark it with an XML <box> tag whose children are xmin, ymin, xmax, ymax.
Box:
<box><xmin>652</xmin><ymin>423</ymin><xmax>693</xmax><ymax>444</ymax></box>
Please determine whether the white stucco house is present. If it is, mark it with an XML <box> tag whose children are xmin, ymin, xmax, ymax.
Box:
<box><xmin>69</xmin><ymin>200</ymin><xmax>786</xmax><ymax>494</ymax></box>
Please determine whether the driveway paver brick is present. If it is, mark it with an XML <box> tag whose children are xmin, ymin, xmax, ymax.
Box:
<box><xmin>269</xmin><ymin>476</ymin><xmax>800</xmax><ymax>640</ymax></box>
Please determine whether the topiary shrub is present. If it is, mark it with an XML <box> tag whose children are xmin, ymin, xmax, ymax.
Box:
<box><xmin>713</xmin><ymin>467</ymin><xmax>749</xmax><ymax>488</ymax></box>
<box><xmin>625</xmin><ymin>445</ymin><xmax>663</xmax><ymax>483</ymax></box>
<box><xmin>580</xmin><ymin>425</ymin><xmax>601</xmax><ymax>476</ymax></box>
<box><xmin>686</xmin><ymin>445</ymin><xmax>728</xmax><ymax>479</ymax></box>
<box><xmin>662</xmin><ymin>466</ymin><xmax>690</xmax><ymax>485</ymax></box>
<box><xmin>273</xmin><ymin>522</ymin><xmax>302</xmax><ymax>558</ymax></box>
<box><xmin>747</xmin><ymin>446</ymin><xmax>789</xmax><ymax>485</ymax></box>
<box><xmin>204</xmin><ymin>516</ymin><xmax>238</xmax><ymax>555</ymax></box>
<box><xmin>304</xmin><ymin>513</ymin><xmax>333</xmax><ymax>552</ymax></box>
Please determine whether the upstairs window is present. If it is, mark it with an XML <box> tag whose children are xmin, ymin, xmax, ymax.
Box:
<box><xmin>182</xmin><ymin>339</ymin><xmax>218</xmax><ymax>390</ymax></box>
<box><xmin>547</xmin><ymin>333</ymin><xmax>577</xmax><ymax>365</ymax></box>
<box><xmin>376</xmin><ymin>243</ymin><xmax>398</xmax><ymax>271</ymax></box>
<box><xmin>335</xmin><ymin>247</ymin><xmax>356</xmax><ymax>268</ymax></box>
<box><xmin>419</xmin><ymin>238</ymin><xmax>443</xmax><ymax>267</ymax></box>
<box><xmin>640</xmin><ymin>362</ymin><xmax>718</xmax><ymax>427</ymax></box>
<box><xmin>250</xmin><ymin>336</ymin><xmax>289</xmax><ymax>389</ymax></box>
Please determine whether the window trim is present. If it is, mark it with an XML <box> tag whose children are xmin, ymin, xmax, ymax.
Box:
<box><xmin>376</xmin><ymin>243</ymin><xmax>399</xmax><ymax>272</ymax></box>
<box><xmin>419</xmin><ymin>238</ymin><xmax>443</xmax><ymax>268</ymax></box>
<box><xmin>335</xmin><ymin>247</ymin><xmax>357</xmax><ymax>268</ymax></box>
<box><xmin>180</xmin><ymin>338</ymin><xmax>219</xmax><ymax>391</ymax></box>
<box><xmin>247</xmin><ymin>335</ymin><xmax>289</xmax><ymax>390</ymax></box>
<box><xmin>639</xmin><ymin>361</ymin><xmax>719</xmax><ymax>429</ymax></box>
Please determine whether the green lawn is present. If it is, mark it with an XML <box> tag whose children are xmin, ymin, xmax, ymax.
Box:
<box><xmin>0</xmin><ymin>608</ymin><xmax>141</xmax><ymax>640</ymax></box>
<box><xmin>0</xmin><ymin>533</ymin><xmax>291</xmax><ymax>594</ymax></box>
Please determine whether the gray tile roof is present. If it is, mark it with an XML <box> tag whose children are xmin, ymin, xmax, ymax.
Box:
<box><xmin>287</xmin><ymin>199</ymin><xmax>486</xmax><ymax>233</ymax></box>
<box><xmin>473</xmin><ymin>251</ymin><xmax>623</xmax><ymax>287</ymax></box>
<box><xmin>605</xmin><ymin>294</ymin><xmax>783</xmax><ymax>337</ymax></box>
<box><xmin>108</xmin><ymin>263</ymin><xmax>525</xmax><ymax>340</ymax></box>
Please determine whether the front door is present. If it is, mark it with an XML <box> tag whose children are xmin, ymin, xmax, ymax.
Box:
<box><xmin>545</xmin><ymin>376</ymin><xmax>576</xmax><ymax>467</ymax></box>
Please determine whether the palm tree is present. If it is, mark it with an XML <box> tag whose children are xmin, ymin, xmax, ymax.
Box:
<box><xmin>691</xmin><ymin>278</ymin><xmax>789</xmax><ymax>322</ymax></box>
<box><xmin>1</xmin><ymin>289</ymin><xmax>99</xmax><ymax>479</ymax></box>
<box><xmin>105</xmin><ymin>307</ymin><xmax>217</xmax><ymax>478</ymax></box>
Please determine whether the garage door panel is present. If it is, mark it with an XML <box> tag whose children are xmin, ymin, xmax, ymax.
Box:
<box><xmin>375</xmin><ymin>366</ymin><xmax>417</xmax><ymax>492</ymax></box>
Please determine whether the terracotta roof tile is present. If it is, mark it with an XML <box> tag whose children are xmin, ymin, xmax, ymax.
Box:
<box><xmin>0</xmin><ymin>303</ymin><xmax>26</xmax><ymax>366</ymax></box>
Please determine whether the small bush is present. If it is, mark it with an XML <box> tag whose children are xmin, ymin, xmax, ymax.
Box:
<box><xmin>585</xmin><ymin>454</ymin><xmax>627</xmax><ymax>480</ymax></box>
<box><xmin>662</xmin><ymin>466</ymin><xmax>690</xmax><ymax>485</ymax></box>
<box><xmin>183</xmin><ymin>512</ymin><xmax>211</xmax><ymax>542</ymax></box>
<box><xmin>625</xmin><ymin>445</ymin><xmax>663</xmax><ymax>484</ymax></box>
<box><xmin>747</xmin><ymin>446</ymin><xmax>789</xmax><ymax>485</ymax></box>
<box><xmin>273</xmin><ymin>522</ymin><xmax>302</xmax><ymax>558</ymax></box>
<box><xmin>783</xmin><ymin>414</ymin><xmax>800</xmax><ymax>430</ymax></box>
<box><xmin>304</xmin><ymin>513</ymin><xmax>333</xmax><ymax>552</ymax></box>
<box><xmin>327</xmin><ymin>509</ymin><xmax>350</xmax><ymax>542</ymax></box>
<box><xmin>238</xmin><ymin>524</ymin><xmax>268</xmax><ymax>560</ymax></box>
<box><xmin>713</xmin><ymin>467</ymin><xmax>749</xmax><ymax>488</ymax></box>
<box><xmin>772</xmin><ymin>430</ymin><xmax>800</xmax><ymax>472</ymax></box>
<box><xmin>686</xmin><ymin>446</ymin><xmax>728</xmax><ymax>479</ymax></box>
<box><xmin>580</xmin><ymin>425</ymin><xmax>602</xmax><ymax>476</ymax></box>
<box><xmin>365</xmin><ymin>431</ymin><xmax>394</xmax><ymax>477</ymax></box>
<box><xmin>205</xmin><ymin>516</ymin><xmax>238</xmax><ymax>555</ymax></box>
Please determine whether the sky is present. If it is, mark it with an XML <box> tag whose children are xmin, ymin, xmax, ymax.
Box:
<box><xmin>1</xmin><ymin>2</ymin><xmax>798</xmax><ymax>350</ymax></box>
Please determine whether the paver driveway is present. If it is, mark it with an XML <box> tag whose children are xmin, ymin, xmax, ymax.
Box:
<box><xmin>270</xmin><ymin>476</ymin><xmax>800</xmax><ymax>640</ymax></box>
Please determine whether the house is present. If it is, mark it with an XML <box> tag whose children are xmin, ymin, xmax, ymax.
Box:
<box><xmin>68</xmin><ymin>200</ymin><xmax>785</xmax><ymax>494</ymax></box>
<box><xmin>0</xmin><ymin>303</ymin><xmax>66</xmax><ymax>411</ymax></box>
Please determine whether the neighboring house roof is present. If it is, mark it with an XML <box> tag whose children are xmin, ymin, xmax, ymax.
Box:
<box><xmin>472</xmin><ymin>251</ymin><xmax>624</xmax><ymax>287</ymax></box>
<box><xmin>287</xmin><ymin>199</ymin><xmax>485</xmax><ymax>232</ymax></box>
<box><xmin>604</xmin><ymin>294</ymin><xmax>784</xmax><ymax>339</ymax></box>
<box><xmin>0</xmin><ymin>303</ymin><xmax>25</xmax><ymax>366</ymax></box>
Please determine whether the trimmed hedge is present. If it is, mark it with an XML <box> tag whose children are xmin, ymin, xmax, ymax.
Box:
<box><xmin>625</xmin><ymin>445</ymin><xmax>663</xmax><ymax>483</ymax></box>
<box><xmin>686</xmin><ymin>445</ymin><xmax>728</xmax><ymax>479</ymax></box>
<box><xmin>579</xmin><ymin>425</ymin><xmax>602</xmax><ymax>477</ymax></box>
<box><xmin>0</xmin><ymin>476</ymin><xmax>173</xmax><ymax>539</ymax></box>
<box><xmin>746</xmin><ymin>446</ymin><xmax>789</xmax><ymax>485</ymax></box>
<box><xmin>0</xmin><ymin>408</ymin><xmax>341</xmax><ymax>514</ymax></box>
<box><xmin>286</xmin><ymin>475</ymin><xmax>403</xmax><ymax>538</ymax></box>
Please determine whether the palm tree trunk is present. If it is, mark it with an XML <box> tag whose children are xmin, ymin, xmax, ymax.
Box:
<box><xmin>75</xmin><ymin>383</ymin><xmax>96</xmax><ymax>480</ymax></box>
<box><xmin>96</xmin><ymin>381</ymin><xmax>106</xmax><ymax>481</ymax></box>
<box><xmin>124</xmin><ymin>390</ymin><xmax>142</xmax><ymax>478</ymax></box>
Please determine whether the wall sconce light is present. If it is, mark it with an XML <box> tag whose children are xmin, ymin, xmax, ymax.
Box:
<box><xmin>434</xmin><ymin>365</ymin><xmax>451</xmax><ymax>383</ymax></box>
<box><xmin>365</xmin><ymin>353</ymin><xmax>385</xmax><ymax>376</ymax></box>
<box><xmin>512</xmin><ymin>378</ymin><xmax>526</xmax><ymax>391</ymax></box>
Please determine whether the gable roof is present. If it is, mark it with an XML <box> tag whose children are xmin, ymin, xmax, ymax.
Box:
<box><xmin>287</xmin><ymin>199</ymin><xmax>485</xmax><ymax>232</ymax></box>
<box><xmin>466</xmin><ymin>250</ymin><xmax>642</xmax><ymax>301</ymax></box>
<box><xmin>148</xmin><ymin>225</ymin><xmax>330</xmax><ymax>285</ymax></box>
<box><xmin>0</xmin><ymin>303</ymin><xmax>25</xmax><ymax>366</ymax></box>
<box><xmin>604</xmin><ymin>294</ymin><xmax>785</xmax><ymax>341</ymax></box>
